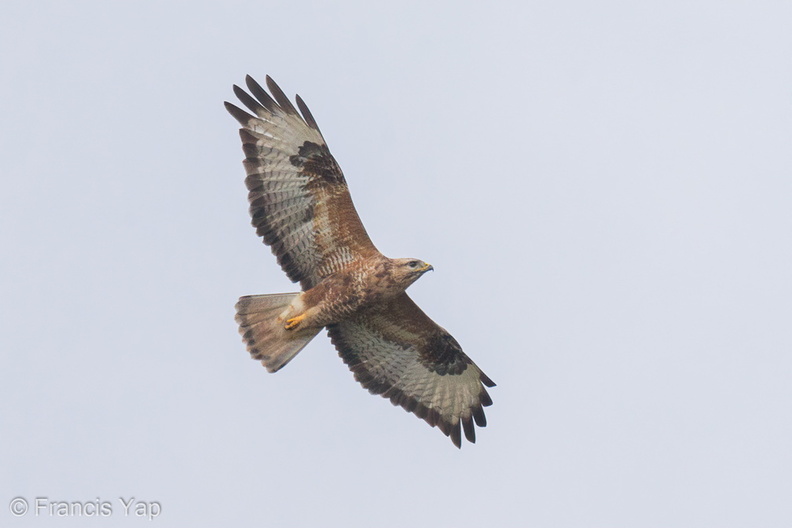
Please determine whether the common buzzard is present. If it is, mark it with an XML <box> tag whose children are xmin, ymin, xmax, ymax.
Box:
<box><xmin>225</xmin><ymin>76</ymin><xmax>495</xmax><ymax>447</ymax></box>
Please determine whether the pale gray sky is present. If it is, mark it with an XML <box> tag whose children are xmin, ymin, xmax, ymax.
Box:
<box><xmin>2</xmin><ymin>1</ymin><xmax>791</xmax><ymax>526</ymax></box>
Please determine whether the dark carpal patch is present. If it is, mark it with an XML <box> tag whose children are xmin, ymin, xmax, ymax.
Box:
<box><xmin>420</xmin><ymin>332</ymin><xmax>472</xmax><ymax>376</ymax></box>
<box><xmin>290</xmin><ymin>141</ymin><xmax>346</xmax><ymax>184</ymax></box>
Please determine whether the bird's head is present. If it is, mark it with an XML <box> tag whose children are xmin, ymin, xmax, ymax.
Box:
<box><xmin>391</xmin><ymin>258</ymin><xmax>434</xmax><ymax>288</ymax></box>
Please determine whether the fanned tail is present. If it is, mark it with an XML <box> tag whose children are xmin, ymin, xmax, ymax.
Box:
<box><xmin>235</xmin><ymin>294</ymin><xmax>321</xmax><ymax>372</ymax></box>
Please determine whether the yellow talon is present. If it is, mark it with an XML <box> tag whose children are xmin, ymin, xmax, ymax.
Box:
<box><xmin>284</xmin><ymin>314</ymin><xmax>306</xmax><ymax>330</ymax></box>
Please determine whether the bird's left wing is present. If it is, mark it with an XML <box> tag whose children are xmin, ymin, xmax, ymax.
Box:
<box><xmin>327</xmin><ymin>293</ymin><xmax>495</xmax><ymax>448</ymax></box>
<box><xmin>225</xmin><ymin>76</ymin><xmax>379</xmax><ymax>290</ymax></box>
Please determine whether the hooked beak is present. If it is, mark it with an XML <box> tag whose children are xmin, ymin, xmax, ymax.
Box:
<box><xmin>421</xmin><ymin>263</ymin><xmax>434</xmax><ymax>273</ymax></box>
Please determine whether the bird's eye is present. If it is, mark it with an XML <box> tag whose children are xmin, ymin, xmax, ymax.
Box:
<box><xmin>408</xmin><ymin>260</ymin><xmax>419</xmax><ymax>268</ymax></box>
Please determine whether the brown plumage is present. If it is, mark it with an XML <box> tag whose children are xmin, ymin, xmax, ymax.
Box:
<box><xmin>226</xmin><ymin>75</ymin><xmax>495</xmax><ymax>448</ymax></box>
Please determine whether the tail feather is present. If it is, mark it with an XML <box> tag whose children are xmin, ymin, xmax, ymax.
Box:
<box><xmin>235</xmin><ymin>293</ymin><xmax>321</xmax><ymax>373</ymax></box>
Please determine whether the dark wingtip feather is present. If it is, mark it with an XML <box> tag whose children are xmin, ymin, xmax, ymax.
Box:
<box><xmin>225</xmin><ymin>101</ymin><xmax>253</xmax><ymax>125</ymax></box>
<box><xmin>450</xmin><ymin>422</ymin><xmax>462</xmax><ymax>448</ymax></box>
<box><xmin>245</xmin><ymin>75</ymin><xmax>278</xmax><ymax>113</ymax></box>
<box><xmin>265</xmin><ymin>75</ymin><xmax>300</xmax><ymax>117</ymax></box>
<box><xmin>472</xmin><ymin>405</ymin><xmax>487</xmax><ymax>427</ymax></box>
<box><xmin>462</xmin><ymin>416</ymin><xmax>476</xmax><ymax>443</ymax></box>
<box><xmin>480</xmin><ymin>372</ymin><xmax>496</xmax><ymax>388</ymax></box>
<box><xmin>233</xmin><ymin>84</ymin><xmax>266</xmax><ymax>116</ymax></box>
<box><xmin>295</xmin><ymin>94</ymin><xmax>322</xmax><ymax>133</ymax></box>
<box><xmin>480</xmin><ymin>388</ymin><xmax>493</xmax><ymax>407</ymax></box>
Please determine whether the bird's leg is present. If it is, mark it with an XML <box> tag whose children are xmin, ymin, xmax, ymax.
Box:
<box><xmin>280</xmin><ymin>286</ymin><xmax>328</xmax><ymax>330</ymax></box>
<box><xmin>284</xmin><ymin>313</ymin><xmax>306</xmax><ymax>330</ymax></box>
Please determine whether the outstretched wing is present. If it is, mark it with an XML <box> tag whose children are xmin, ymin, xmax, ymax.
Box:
<box><xmin>327</xmin><ymin>293</ymin><xmax>495</xmax><ymax>448</ymax></box>
<box><xmin>225</xmin><ymin>75</ymin><xmax>379</xmax><ymax>289</ymax></box>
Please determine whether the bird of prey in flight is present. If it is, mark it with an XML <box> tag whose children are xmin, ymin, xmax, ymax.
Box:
<box><xmin>225</xmin><ymin>76</ymin><xmax>495</xmax><ymax>447</ymax></box>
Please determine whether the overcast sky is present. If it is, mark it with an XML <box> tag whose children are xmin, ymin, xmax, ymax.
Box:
<box><xmin>2</xmin><ymin>1</ymin><xmax>791</xmax><ymax>527</ymax></box>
